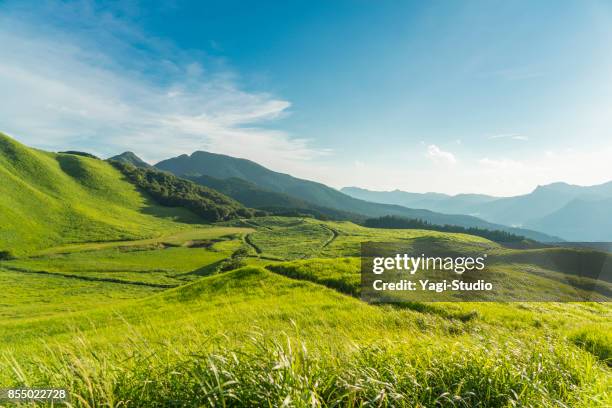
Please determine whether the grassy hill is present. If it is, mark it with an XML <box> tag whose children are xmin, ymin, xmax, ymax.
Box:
<box><xmin>0</xmin><ymin>133</ymin><xmax>222</xmax><ymax>256</ymax></box>
<box><xmin>155</xmin><ymin>150</ymin><xmax>559</xmax><ymax>242</ymax></box>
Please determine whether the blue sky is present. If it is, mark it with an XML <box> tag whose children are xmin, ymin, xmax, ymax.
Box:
<box><xmin>1</xmin><ymin>0</ymin><xmax>611</xmax><ymax>195</ymax></box>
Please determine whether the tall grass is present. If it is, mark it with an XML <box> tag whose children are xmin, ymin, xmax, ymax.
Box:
<box><xmin>3</xmin><ymin>328</ymin><xmax>609</xmax><ymax>407</ymax></box>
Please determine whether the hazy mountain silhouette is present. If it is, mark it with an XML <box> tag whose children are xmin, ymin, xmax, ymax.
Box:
<box><xmin>342</xmin><ymin>181</ymin><xmax>612</xmax><ymax>241</ymax></box>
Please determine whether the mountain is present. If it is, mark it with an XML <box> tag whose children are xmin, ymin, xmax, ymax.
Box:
<box><xmin>526</xmin><ymin>198</ymin><xmax>612</xmax><ymax>241</ymax></box>
<box><xmin>155</xmin><ymin>151</ymin><xmax>559</xmax><ymax>242</ymax></box>
<box><xmin>341</xmin><ymin>187</ymin><xmax>497</xmax><ymax>215</ymax></box>
<box><xmin>342</xmin><ymin>182</ymin><xmax>612</xmax><ymax>241</ymax></box>
<box><xmin>474</xmin><ymin>182</ymin><xmax>612</xmax><ymax>227</ymax></box>
<box><xmin>0</xmin><ymin>133</ymin><xmax>247</xmax><ymax>256</ymax></box>
<box><xmin>187</xmin><ymin>174</ymin><xmax>363</xmax><ymax>221</ymax></box>
<box><xmin>108</xmin><ymin>151</ymin><xmax>151</xmax><ymax>168</ymax></box>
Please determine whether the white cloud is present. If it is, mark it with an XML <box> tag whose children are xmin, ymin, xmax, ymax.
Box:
<box><xmin>426</xmin><ymin>144</ymin><xmax>457</xmax><ymax>164</ymax></box>
<box><xmin>0</xmin><ymin>1</ymin><xmax>327</xmax><ymax>169</ymax></box>
<box><xmin>488</xmin><ymin>133</ymin><xmax>529</xmax><ymax>141</ymax></box>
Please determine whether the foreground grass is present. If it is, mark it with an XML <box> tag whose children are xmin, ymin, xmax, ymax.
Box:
<box><xmin>0</xmin><ymin>268</ymin><xmax>610</xmax><ymax>406</ymax></box>
<box><xmin>5</xmin><ymin>326</ymin><xmax>609</xmax><ymax>407</ymax></box>
<box><xmin>1</xmin><ymin>216</ymin><xmax>610</xmax><ymax>406</ymax></box>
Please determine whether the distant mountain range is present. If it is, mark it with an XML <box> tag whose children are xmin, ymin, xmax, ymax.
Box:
<box><xmin>341</xmin><ymin>187</ymin><xmax>498</xmax><ymax>215</ymax></box>
<box><xmin>342</xmin><ymin>182</ymin><xmax>612</xmax><ymax>241</ymax></box>
<box><xmin>153</xmin><ymin>150</ymin><xmax>559</xmax><ymax>242</ymax></box>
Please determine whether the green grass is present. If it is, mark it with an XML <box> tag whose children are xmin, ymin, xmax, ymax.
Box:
<box><xmin>267</xmin><ymin>257</ymin><xmax>361</xmax><ymax>295</ymax></box>
<box><xmin>0</xmin><ymin>268</ymin><xmax>159</xmax><ymax>321</ymax></box>
<box><xmin>2</xmin><ymin>246</ymin><xmax>231</xmax><ymax>286</ymax></box>
<box><xmin>1</xmin><ymin>267</ymin><xmax>610</xmax><ymax>407</ymax></box>
<box><xmin>0</xmin><ymin>132</ymin><xmax>205</xmax><ymax>256</ymax></box>
<box><xmin>33</xmin><ymin>226</ymin><xmax>253</xmax><ymax>256</ymax></box>
<box><xmin>570</xmin><ymin>325</ymin><xmax>612</xmax><ymax>366</ymax></box>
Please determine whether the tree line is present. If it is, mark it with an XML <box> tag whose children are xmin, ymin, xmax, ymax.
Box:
<box><xmin>363</xmin><ymin>215</ymin><xmax>528</xmax><ymax>243</ymax></box>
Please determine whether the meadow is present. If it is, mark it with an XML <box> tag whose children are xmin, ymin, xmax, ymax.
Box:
<box><xmin>0</xmin><ymin>216</ymin><xmax>610</xmax><ymax>407</ymax></box>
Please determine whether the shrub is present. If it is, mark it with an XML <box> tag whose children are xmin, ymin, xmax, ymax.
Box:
<box><xmin>0</xmin><ymin>250</ymin><xmax>14</xmax><ymax>260</ymax></box>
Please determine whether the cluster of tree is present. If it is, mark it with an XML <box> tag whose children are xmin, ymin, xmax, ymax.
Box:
<box><xmin>219</xmin><ymin>246</ymin><xmax>251</xmax><ymax>272</ymax></box>
<box><xmin>363</xmin><ymin>215</ymin><xmax>528</xmax><ymax>243</ymax></box>
<box><xmin>111</xmin><ymin>161</ymin><xmax>261</xmax><ymax>222</ymax></box>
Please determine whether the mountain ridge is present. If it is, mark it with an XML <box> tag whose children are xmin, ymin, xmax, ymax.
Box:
<box><xmin>342</xmin><ymin>182</ymin><xmax>612</xmax><ymax>241</ymax></box>
<box><xmin>155</xmin><ymin>150</ymin><xmax>560</xmax><ymax>242</ymax></box>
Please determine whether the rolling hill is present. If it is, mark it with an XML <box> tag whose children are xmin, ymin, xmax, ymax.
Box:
<box><xmin>109</xmin><ymin>151</ymin><xmax>361</xmax><ymax>221</ymax></box>
<box><xmin>0</xmin><ymin>133</ymin><xmax>245</xmax><ymax>255</ymax></box>
<box><xmin>110</xmin><ymin>161</ymin><xmax>256</xmax><ymax>222</ymax></box>
<box><xmin>155</xmin><ymin>151</ymin><xmax>559</xmax><ymax>241</ymax></box>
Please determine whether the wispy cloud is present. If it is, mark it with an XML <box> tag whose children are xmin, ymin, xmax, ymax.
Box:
<box><xmin>426</xmin><ymin>144</ymin><xmax>457</xmax><ymax>165</ymax></box>
<box><xmin>0</xmin><ymin>1</ymin><xmax>327</xmax><ymax>167</ymax></box>
<box><xmin>488</xmin><ymin>133</ymin><xmax>529</xmax><ymax>141</ymax></box>
<box><xmin>489</xmin><ymin>67</ymin><xmax>543</xmax><ymax>81</ymax></box>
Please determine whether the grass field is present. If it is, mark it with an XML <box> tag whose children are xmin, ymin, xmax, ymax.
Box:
<box><xmin>1</xmin><ymin>136</ymin><xmax>610</xmax><ymax>407</ymax></box>
<box><xmin>0</xmin><ymin>216</ymin><xmax>610</xmax><ymax>406</ymax></box>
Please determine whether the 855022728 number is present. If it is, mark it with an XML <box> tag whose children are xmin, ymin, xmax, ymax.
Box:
<box><xmin>0</xmin><ymin>388</ymin><xmax>69</xmax><ymax>402</ymax></box>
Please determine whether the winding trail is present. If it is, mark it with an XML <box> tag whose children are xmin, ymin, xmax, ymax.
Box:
<box><xmin>321</xmin><ymin>226</ymin><xmax>339</xmax><ymax>249</ymax></box>
<box><xmin>244</xmin><ymin>233</ymin><xmax>263</xmax><ymax>254</ymax></box>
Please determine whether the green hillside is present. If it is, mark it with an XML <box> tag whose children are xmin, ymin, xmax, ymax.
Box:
<box><xmin>0</xmin><ymin>133</ymin><xmax>205</xmax><ymax>255</ymax></box>
<box><xmin>155</xmin><ymin>150</ymin><xmax>559</xmax><ymax>242</ymax></box>
<box><xmin>187</xmin><ymin>174</ymin><xmax>364</xmax><ymax>221</ymax></box>
<box><xmin>110</xmin><ymin>161</ymin><xmax>257</xmax><ymax>222</ymax></box>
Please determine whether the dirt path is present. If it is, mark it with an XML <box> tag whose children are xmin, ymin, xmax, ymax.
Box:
<box><xmin>321</xmin><ymin>226</ymin><xmax>339</xmax><ymax>249</ymax></box>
